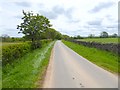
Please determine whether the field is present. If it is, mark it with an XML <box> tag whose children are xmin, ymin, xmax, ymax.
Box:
<box><xmin>62</xmin><ymin>40</ymin><xmax>119</xmax><ymax>74</ymax></box>
<box><xmin>77</xmin><ymin>38</ymin><xmax>118</xmax><ymax>44</ymax></box>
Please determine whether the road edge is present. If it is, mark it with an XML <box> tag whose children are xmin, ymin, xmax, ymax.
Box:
<box><xmin>42</xmin><ymin>45</ymin><xmax>54</xmax><ymax>88</ymax></box>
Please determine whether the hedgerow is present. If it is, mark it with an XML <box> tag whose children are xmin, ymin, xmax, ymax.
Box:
<box><xmin>2</xmin><ymin>43</ymin><xmax>31</xmax><ymax>65</ymax></box>
<box><xmin>2</xmin><ymin>40</ymin><xmax>52</xmax><ymax>66</ymax></box>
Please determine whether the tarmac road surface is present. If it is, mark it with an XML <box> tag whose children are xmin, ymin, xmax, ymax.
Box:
<box><xmin>43</xmin><ymin>41</ymin><xmax>118</xmax><ymax>88</ymax></box>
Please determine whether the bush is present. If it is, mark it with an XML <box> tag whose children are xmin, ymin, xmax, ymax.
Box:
<box><xmin>30</xmin><ymin>39</ymin><xmax>52</xmax><ymax>49</ymax></box>
<box><xmin>31</xmin><ymin>41</ymin><xmax>42</xmax><ymax>49</ymax></box>
<box><xmin>2</xmin><ymin>43</ymin><xmax>31</xmax><ymax>65</ymax></box>
<box><xmin>2</xmin><ymin>40</ymin><xmax>52</xmax><ymax>66</ymax></box>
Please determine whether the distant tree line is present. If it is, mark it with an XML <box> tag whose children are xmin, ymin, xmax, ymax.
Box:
<box><xmin>1</xmin><ymin>34</ymin><xmax>24</xmax><ymax>42</ymax></box>
<box><xmin>73</xmin><ymin>31</ymin><xmax>118</xmax><ymax>39</ymax></box>
<box><xmin>1</xmin><ymin>31</ymin><xmax>118</xmax><ymax>42</ymax></box>
<box><xmin>99</xmin><ymin>31</ymin><xmax>118</xmax><ymax>38</ymax></box>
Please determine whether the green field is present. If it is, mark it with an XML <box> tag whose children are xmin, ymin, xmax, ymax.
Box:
<box><xmin>78</xmin><ymin>38</ymin><xmax>118</xmax><ymax>44</ymax></box>
<box><xmin>62</xmin><ymin>40</ymin><xmax>119</xmax><ymax>74</ymax></box>
<box><xmin>2</xmin><ymin>41</ymin><xmax>55</xmax><ymax>88</ymax></box>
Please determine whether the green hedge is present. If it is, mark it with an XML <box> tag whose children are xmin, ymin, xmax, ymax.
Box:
<box><xmin>2</xmin><ymin>39</ymin><xmax>52</xmax><ymax>66</ymax></box>
<box><xmin>2</xmin><ymin>43</ymin><xmax>31</xmax><ymax>65</ymax></box>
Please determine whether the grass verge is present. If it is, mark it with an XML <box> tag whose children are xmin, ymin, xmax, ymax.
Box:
<box><xmin>62</xmin><ymin>40</ymin><xmax>119</xmax><ymax>74</ymax></box>
<box><xmin>2</xmin><ymin>41</ymin><xmax>55</xmax><ymax>88</ymax></box>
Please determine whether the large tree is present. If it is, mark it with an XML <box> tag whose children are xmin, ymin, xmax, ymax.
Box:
<box><xmin>17</xmin><ymin>10</ymin><xmax>51</xmax><ymax>48</ymax></box>
<box><xmin>55</xmin><ymin>32</ymin><xmax>62</xmax><ymax>40</ymax></box>
<box><xmin>45</xmin><ymin>28</ymin><xmax>56</xmax><ymax>40</ymax></box>
<box><xmin>17</xmin><ymin>10</ymin><xmax>51</xmax><ymax>42</ymax></box>
<box><xmin>62</xmin><ymin>35</ymin><xmax>70</xmax><ymax>40</ymax></box>
<box><xmin>43</xmin><ymin>28</ymin><xmax>62</xmax><ymax>40</ymax></box>
<box><xmin>111</xmin><ymin>33</ymin><xmax>118</xmax><ymax>38</ymax></box>
<box><xmin>100</xmin><ymin>31</ymin><xmax>108</xmax><ymax>38</ymax></box>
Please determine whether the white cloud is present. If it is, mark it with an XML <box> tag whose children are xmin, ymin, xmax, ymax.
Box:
<box><xmin>0</xmin><ymin>0</ymin><xmax>118</xmax><ymax>37</ymax></box>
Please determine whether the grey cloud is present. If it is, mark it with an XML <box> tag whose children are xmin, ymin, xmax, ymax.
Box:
<box><xmin>107</xmin><ymin>26</ymin><xmax>116</xmax><ymax>28</ymax></box>
<box><xmin>106</xmin><ymin>24</ymin><xmax>118</xmax><ymax>29</ymax></box>
<box><xmin>52</xmin><ymin>6</ymin><xmax>65</xmax><ymax>14</ymax></box>
<box><xmin>64</xmin><ymin>8</ymin><xmax>73</xmax><ymax>19</ymax></box>
<box><xmin>52</xmin><ymin>6</ymin><xmax>74</xmax><ymax>19</ymax></box>
<box><xmin>39</xmin><ymin>10</ymin><xmax>58</xmax><ymax>19</ymax></box>
<box><xmin>85</xmin><ymin>20</ymin><xmax>118</xmax><ymax>36</ymax></box>
<box><xmin>106</xmin><ymin>15</ymin><xmax>117</xmax><ymax>23</ymax></box>
<box><xmin>105</xmin><ymin>27</ymin><xmax>117</xmax><ymax>33</ymax></box>
<box><xmin>39</xmin><ymin>5</ymin><xmax>65</xmax><ymax>19</ymax></box>
<box><xmin>90</xmin><ymin>2</ymin><xmax>114</xmax><ymax>13</ymax></box>
<box><xmin>106</xmin><ymin>15</ymin><xmax>114</xmax><ymax>21</ymax></box>
<box><xmin>87</xmin><ymin>20</ymin><xmax>102</xmax><ymax>26</ymax></box>
<box><xmin>14</xmin><ymin>1</ymin><xmax>31</xmax><ymax>7</ymax></box>
<box><xmin>39</xmin><ymin>5</ymin><xmax>76</xmax><ymax>23</ymax></box>
<box><xmin>63</xmin><ymin>7</ymin><xmax>77</xmax><ymax>23</ymax></box>
<box><xmin>65</xmin><ymin>8</ymin><xmax>80</xmax><ymax>23</ymax></box>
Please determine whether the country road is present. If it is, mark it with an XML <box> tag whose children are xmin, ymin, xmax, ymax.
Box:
<box><xmin>43</xmin><ymin>41</ymin><xmax>118</xmax><ymax>88</ymax></box>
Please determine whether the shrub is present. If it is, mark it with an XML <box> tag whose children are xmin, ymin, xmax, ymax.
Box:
<box><xmin>2</xmin><ymin>43</ymin><xmax>31</xmax><ymax>65</ymax></box>
<box><xmin>2</xmin><ymin>40</ymin><xmax>52</xmax><ymax>66</ymax></box>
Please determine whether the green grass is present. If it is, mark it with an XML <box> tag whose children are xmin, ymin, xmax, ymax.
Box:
<box><xmin>78</xmin><ymin>38</ymin><xmax>118</xmax><ymax>44</ymax></box>
<box><xmin>2</xmin><ymin>41</ymin><xmax>55</xmax><ymax>88</ymax></box>
<box><xmin>62</xmin><ymin>40</ymin><xmax>119</xmax><ymax>74</ymax></box>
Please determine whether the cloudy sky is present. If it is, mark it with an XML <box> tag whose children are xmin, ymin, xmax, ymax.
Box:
<box><xmin>0</xmin><ymin>0</ymin><xmax>118</xmax><ymax>37</ymax></box>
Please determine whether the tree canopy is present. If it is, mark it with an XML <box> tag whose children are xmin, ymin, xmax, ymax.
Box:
<box><xmin>100</xmin><ymin>31</ymin><xmax>109</xmax><ymax>38</ymax></box>
<box><xmin>17</xmin><ymin>10</ymin><xmax>52</xmax><ymax>42</ymax></box>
